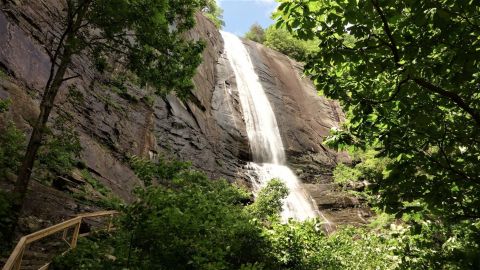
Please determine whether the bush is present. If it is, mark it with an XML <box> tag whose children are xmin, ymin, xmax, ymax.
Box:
<box><xmin>263</xmin><ymin>26</ymin><xmax>318</xmax><ymax>62</ymax></box>
<box><xmin>244</xmin><ymin>23</ymin><xmax>266</xmax><ymax>44</ymax></box>
<box><xmin>53</xmin><ymin>153</ymin><xmax>480</xmax><ymax>270</ymax></box>
<box><xmin>129</xmin><ymin>155</ymin><xmax>191</xmax><ymax>186</ymax></box>
<box><xmin>246</xmin><ymin>178</ymin><xmax>288</xmax><ymax>221</ymax></box>
<box><xmin>202</xmin><ymin>0</ymin><xmax>224</xmax><ymax>29</ymax></box>
<box><xmin>244</xmin><ymin>24</ymin><xmax>319</xmax><ymax>61</ymax></box>
<box><xmin>0</xmin><ymin>122</ymin><xmax>26</xmax><ymax>178</ymax></box>
<box><xmin>53</xmin><ymin>168</ymin><xmax>274</xmax><ymax>270</ymax></box>
<box><xmin>0</xmin><ymin>98</ymin><xmax>11</xmax><ymax>113</ymax></box>
<box><xmin>332</xmin><ymin>163</ymin><xmax>361</xmax><ymax>185</ymax></box>
<box><xmin>51</xmin><ymin>235</ymin><xmax>121</xmax><ymax>269</ymax></box>
<box><xmin>36</xmin><ymin>115</ymin><xmax>82</xmax><ymax>182</ymax></box>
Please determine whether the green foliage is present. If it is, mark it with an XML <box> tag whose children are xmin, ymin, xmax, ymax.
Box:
<box><xmin>123</xmin><ymin>172</ymin><xmax>267</xmax><ymax>269</ymax></box>
<box><xmin>129</xmin><ymin>155</ymin><xmax>191</xmax><ymax>186</ymax></box>
<box><xmin>247</xmin><ymin>179</ymin><xmax>288</xmax><ymax>221</ymax></box>
<box><xmin>333</xmin><ymin>150</ymin><xmax>390</xmax><ymax>187</ymax></box>
<box><xmin>85</xmin><ymin>0</ymin><xmax>206</xmax><ymax>99</ymax></box>
<box><xmin>66</xmin><ymin>86</ymin><xmax>85</xmax><ymax>106</ymax></box>
<box><xmin>36</xmin><ymin>116</ymin><xmax>82</xmax><ymax>179</ymax></box>
<box><xmin>0</xmin><ymin>122</ymin><xmax>26</xmax><ymax>178</ymax></box>
<box><xmin>0</xmin><ymin>98</ymin><xmax>11</xmax><ymax>113</ymax></box>
<box><xmin>80</xmin><ymin>170</ymin><xmax>110</xmax><ymax>197</ymax></box>
<box><xmin>93</xmin><ymin>56</ymin><xmax>108</xmax><ymax>73</ymax></box>
<box><xmin>323</xmin><ymin>127</ymin><xmax>358</xmax><ymax>151</ymax></box>
<box><xmin>53</xmin><ymin>168</ymin><xmax>273</xmax><ymax>270</ymax></box>
<box><xmin>51</xmin><ymin>164</ymin><xmax>480</xmax><ymax>270</ymax></box>
<box><xmin>263</xmin><ymin>26</ymin><xmax>318</xmax><ymax>61</ymax></box>
<box><xmin>108</xmin><ymin>77</ymin><xmax>139</xmax><ymax>103</ymax></box>
<box><xmin>275</xmin><ymin>0</ymin><xmax>480</xmax><ymax>221</ymax></box>
<box><xmin>265</xmin><ymin>219</ymin><xmax>403</xmax><ymax>270</ymax></box>
<box><xmin>244</xmin><ymin>23</ymin><xmax>319</xmax><ymax>61</ymax></box>
<box><xmin>51</xmin><ymin>235</ymin><xmax>121</xmax><ymax>269</ymax></box>
<box><xmin>266</xmin><ymin>215</ymin><xmax>480</xmax><ymax>270</ymax></box>
<box><xmin>72</xmin><ymin>169</ymin><xmax>123</xmax><ymax>210</ymax></box>
<box><xmin>244</xmin><ymin>23</ymin><xmax>266</xmax><ymax>44</ymax></box>
<box><xmin>274</xmin><ymin>1</ymin><xmax>480</xmax><ymax>266</ymax></box>
<box><xmin>333</xmin><ymin>163</ymin><xmax>360</xmax><ymax>185</ymax></box>
<box><xmin>0</xmin><ymin>69</ymin><xmax>7</xmax><ymax>79</ymax></box>
<box><xmin>141</xmin><ymin>94</ymin><xmax>155</xmax><ymax>107</ymax></box>
<box><xmin>202</xmin><ymin>0</ymin><xmax>225</xmax><ymax>29</ymax></box>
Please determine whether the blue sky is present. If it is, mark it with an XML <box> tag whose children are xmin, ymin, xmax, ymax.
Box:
<box><xmin>218</xmin><ymin>0</ymin><xmax>278</xmax><ymax>36</ymax></box>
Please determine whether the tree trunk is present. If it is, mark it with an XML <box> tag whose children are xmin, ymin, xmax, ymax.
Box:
<box><xmin>12</xmin><ymin>0</ymin><xmax>92</xmax><ymax>210</ymax></box>
<box><xmin>12</xmin><ymin>48</ymin><xmax>72</xmax><ymax>208</ymax></box>
<box><xmin>6</xmin><ymin>0</ymin><xmax>91</xmax><ymax>245</ymax></box>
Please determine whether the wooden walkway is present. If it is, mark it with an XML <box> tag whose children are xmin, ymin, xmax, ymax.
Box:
<box><xmin>2</xmin><ymin>210</ymin><xmax>118</xmax><ymax>270</ymax></box>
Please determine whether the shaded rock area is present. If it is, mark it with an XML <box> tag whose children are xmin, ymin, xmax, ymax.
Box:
<box><xmin>0</xmin><ymin>0</ymin><xmax>369</xmax><ymax>234</ymax></box>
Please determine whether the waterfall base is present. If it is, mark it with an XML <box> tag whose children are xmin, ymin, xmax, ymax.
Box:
<box><xmin>246</xmin><ymin>162</ymin><xmax>332</xmax><ymax>227</ymax></box>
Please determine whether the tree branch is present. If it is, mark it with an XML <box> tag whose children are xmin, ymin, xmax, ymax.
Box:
<box><xmin>371</xmin><ymin>0</ymin><xmax>401</xmax><ymax>64</ymax></box>
<box><xmin>413</xmin><ymin>77</ymin><xmax>480</xmax><ymax>127</ymax></box>
<box><xmin>62</xmin><ymin>73</ymin><xmax>82</xmax><ymax>82</ymax></box>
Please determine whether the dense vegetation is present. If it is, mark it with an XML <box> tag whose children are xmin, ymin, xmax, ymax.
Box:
<box><xmin>51</xmin><ymin>156</ymin><xmax>479</xmax><ymax>269</ymax></box>
<box><xmin>274</xmin><ymin>0</ymin><xmax>480</xmax><ymax>268</ymax></box>
<box><xmin>244</xmin><ymin>24</ymin><xmax>318</xmax><ymax>61</ymax></box>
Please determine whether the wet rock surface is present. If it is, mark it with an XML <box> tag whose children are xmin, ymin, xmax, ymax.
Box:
<box><xmin>288</xmin><ymin>152</ymin><xmax>372</xmax><ymax>226</ymax></box>
<box><xmin>242</xmin><ymin>40</ymin><xmax>369</xmax><ymax>225</ymax></box>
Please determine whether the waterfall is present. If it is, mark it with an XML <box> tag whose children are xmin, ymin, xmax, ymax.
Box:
<box><xmin>221</xmin><ymin>31</ymin><xmax>328</xmax><ymax>222</ymax></box>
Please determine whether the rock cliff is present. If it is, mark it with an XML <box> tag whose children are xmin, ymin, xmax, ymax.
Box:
<box><xmin>0</xmin><ymin>0</ymin><xmax>369</xmax><ymax>229</ymax></box>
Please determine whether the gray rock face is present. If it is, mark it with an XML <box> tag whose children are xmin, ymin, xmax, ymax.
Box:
<box><xmin>0</xmin><ymin>0</ymin><xmax>366</xmax><ymax>227</ymax></box>
<box><xmin>238</xmin><ymin>39</ymin><xmax>367</xmax><ymax>225</ymax></box>
<box><xmin>243</xmin><ymin>40</ymin><xmax>344</xmax><ymax>158</ymax></box>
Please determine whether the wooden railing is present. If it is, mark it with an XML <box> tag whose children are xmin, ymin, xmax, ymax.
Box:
<box><xmin>2</xmin><ymin>210</ymin><xmax>119</xmax><ymax>270</ymax></box>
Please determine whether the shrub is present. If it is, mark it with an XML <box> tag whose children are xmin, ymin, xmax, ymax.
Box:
<box><xmin>129</xmin><ymin>155</ymin><xmax>191</xmax><ymax>186</ymax></box>
<box><xmin>332</xmin><ymin>163</ymin><xmax>361</xmax><ymax>185</ymax></box>
<box><xmin>52</xmin><ymin>168</ymin><xmax>273</xmax><ymax>270</ymax></box>
<box><xmin>35</xmin><ymin>116</ymin><xmax>82</xmax><ymax>185</ymax></box>
<box><xmin>263</xmin><ymin>26</ymin><xmax>319</xmax><ymax>61</ymax></box>
<box><xmin>244</xmin><ymin>23</ymin><xmax>266</xmax><ymax>44</ymax></box>
<box><xmin>0</xmin><ymin>98</ymin><xmax>11</xmax><ymax>113</ymax></box>
<box><xmin>0</xmin><ymin>122</ymin><xmax>26</xmax><ymax>178</ymax></box>
<box><xmin>246</xmin><ymin>178</ymin><xmax>288</xmax><ymax>221</ymax></box>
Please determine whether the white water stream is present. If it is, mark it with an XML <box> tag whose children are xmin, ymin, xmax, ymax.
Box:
<box><xmin>221</xmin><ymin>31</ymin><xmax>328</xmax><ymax>222</ymax></box>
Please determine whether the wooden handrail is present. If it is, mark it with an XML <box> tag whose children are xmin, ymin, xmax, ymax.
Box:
<box><xmin>2</xmin><ymin>210</ymin><xmax>119</xmax><ymax>270</ymax></box>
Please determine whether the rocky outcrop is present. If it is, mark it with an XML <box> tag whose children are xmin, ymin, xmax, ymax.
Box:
<box><xmin>0</xmin><ymin>0</ymin><xmax>367</xmax><ymax>228</ymax></box>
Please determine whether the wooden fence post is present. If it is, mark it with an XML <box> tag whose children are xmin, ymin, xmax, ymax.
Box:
<box><xmin>70</xmin><ymin>220</ymin><xmax>81</xmax><ymax>249</ymax></box>
<box><xmin>12</xmin><ymin>246</ymin><xmax>24</xmax><ymax>270</ymax></box>
<box><xmin>107</xmin><ymin>214</ymin><xmax>113</xmax><ymax>232</ymax></box>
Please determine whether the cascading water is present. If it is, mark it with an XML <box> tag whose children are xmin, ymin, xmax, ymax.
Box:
<box><xmin>221</xmin><ymin>31</ymin><xmax>329</xmax><ymax>223</ymax></box>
